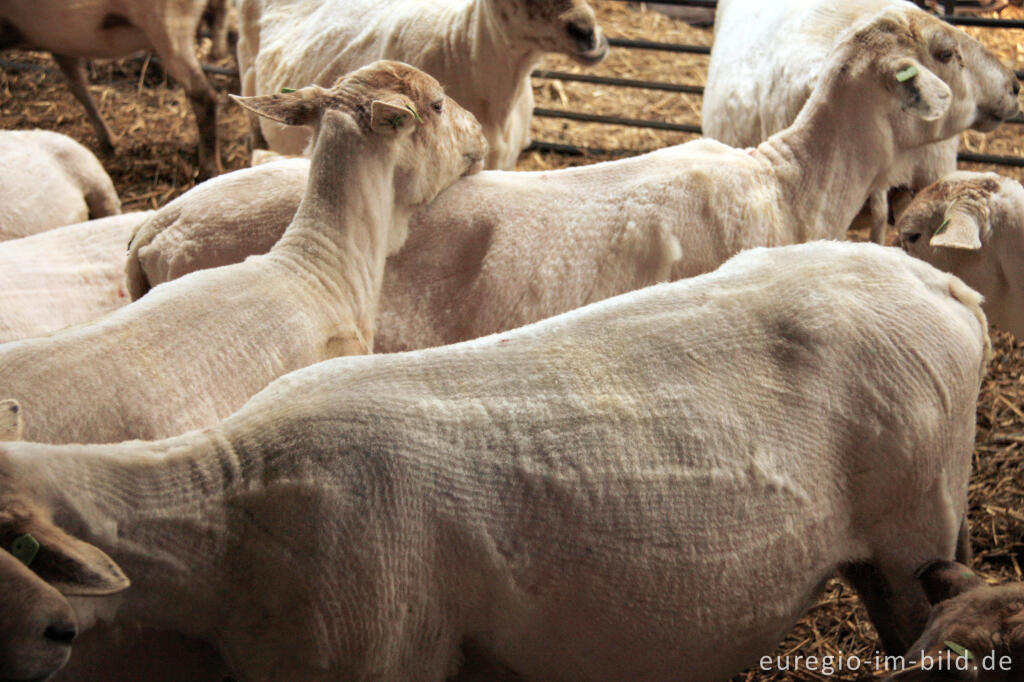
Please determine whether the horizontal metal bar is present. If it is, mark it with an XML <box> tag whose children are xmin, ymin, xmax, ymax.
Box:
<box><xmin>940</xmin><ymin>15</ymin><xmax>1024</xmax><ymax>28</ymax></box>
<box><xmin>606</xmin><ymin>0</ymin><xmax>717</xmax><ymax>6</ymax></box>
<box><xmin>957</xmin><ymin>150</ymin><xmax>1024</xmax><ymax>166</ymax></box>
<box><xmin>607</xmin><ymin>37</ymin><xmax>710</xmax><ymax>55</ymax></box>
<box><xmin>533</xmin><ymin>107</ymin><xmax>702</xmax><ymax>133</ymax></box>
<box><xmin>0</xmin><ymin>55</ymin><xmax>236</xmax><ymax>78</ymax></box>
<box><xmin>531</xmin><ymin>69</ymin><xmax>704</xmax><ymax>94</ymax></box>
<box><xmin>0</xmin><ymin>58</ymin><xmax>50</xmax><ymax>72</ymax></box>
<box><xmin>532</xmin><ymin>140</ymin><xmax>1024</xmax><ymax>170</ymax></box>
<box><xmin>526</xmin><ymin>140</ymin><xmax>639</xmax><ymax>157</ymax></box>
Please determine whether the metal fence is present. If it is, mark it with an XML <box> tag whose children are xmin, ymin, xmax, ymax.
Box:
<box><xmin>529</xmin><ymin>0</ymin><xmax>1024</xmax><ymax>167</ymax></box>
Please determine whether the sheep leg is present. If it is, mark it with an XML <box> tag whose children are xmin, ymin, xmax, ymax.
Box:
<box><xmin>53</xmin><ymin>54</ymin><xmax>117</xmax><ymax>153</ymax></box>
<box><xmin>868</xmin><ymin>189</ymin><xmax>889</xmax><ymax>245</ymax></box>
<box><xmin>955</xmin><ymin>516</ymin><xmax>972</xmax><ymax>564</ymax></box>
<box><xmin>205</xmin><ymin>0</ymin><xmax>231</xmax><ymax>59</ymax></box>
<box><xmin>840</xmin><ymin>562</ymin><xmax>914</xmax><ymax>654</ymax></box>
<box><xmin>141</xmin><ymin>9</ymin><xmax>222</xmax><ymax>179</ymax></box>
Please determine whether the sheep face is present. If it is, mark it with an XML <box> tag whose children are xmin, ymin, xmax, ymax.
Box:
<box><xmin>0</xmin><ymin>486</ymin><xmax>129</xmax><ymax>681</ymax></box>
<box><xmin>887</xmin><ymin>561</ymin><xmax>1024</xmax><ymax>681</ymax></box>
<box><xmin>496</xmin><ymin>0</ymin><xmax>609</xmax><ymax>64</ymax></box>
<box><xmin>898</xmin><ymin>171</ymin><xmax>1024</xmax><ymax>338</ymax></box>
<box><xmin>876</xmin><ymin>10</ymin><xmax>1019</xmax><ymax>148</ymax></box>
<box><xmin>231</xmin><ymin>60</ymin><xmax>487</xmax><ymax>210</ymax></box>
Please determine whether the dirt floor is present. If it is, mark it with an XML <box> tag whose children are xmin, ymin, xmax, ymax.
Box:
<box><xmin>1</xmin><ymin>1</ymin><xmax>1023</xmax><ymax>680</ymax></box>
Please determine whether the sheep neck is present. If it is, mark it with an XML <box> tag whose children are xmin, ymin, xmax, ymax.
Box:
<box><xmin>269</xmin><ymin>122</ymin><xmax>399</xmax><ymax>350</ymax></box>
<box><xmin>9</xmin><ymin>433</ymin><xmax>249</xmax><ymax>639</ymax></box>
<box><xmin>447</xmin><ymin>0</ymin><xmax>543</xmax><ymax>126</ymax></box>
<box><xmin>757</xmin><ymin>48</ymin><xmax>895</xmax><ymax>242</ymax></box>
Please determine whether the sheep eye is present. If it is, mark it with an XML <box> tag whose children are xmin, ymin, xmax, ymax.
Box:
<box><xmin>935</xmin><ymin>48</ymin><xmax>955</xmax><ymax>64</ymax></box>
<box><xmin>905</xmin><ymin>232</ymin><xmax>922</xmax><ymax>244</ymax></box>
<box><xmin>431</xmin><ymin>100</ymin><xmax>443</xmax><ymax>113</ymax></box>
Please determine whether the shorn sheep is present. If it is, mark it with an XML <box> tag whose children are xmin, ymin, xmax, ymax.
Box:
<box><xmin>0</xmin><ymin>0</ymin><xmax>225</xmax><ymax>178</ymax></box>
<box><xmin>0</xmin><ymin>60</ymin><xmax>486</xmax><ymax>445</ymax></box>
<box><xmin>0</xmin><ymin>241</ymin><xmax>992</xmax><ymax>680</ymax></box>
<box><xmin>237</xmin><ymin>0</ymin><xmax>608</xmax><ymax>169</ymax></box>
<box><xmin>898</xmin><ymin>170</ymin><xmax>1024</xmax><ymax>339</ymax></box>
<box><xmin>0</xmin><ymin>212</ymin><xmax>152</xmax><ymax>343</ymax></box>
<box><xmin>130</xmin><ymin>5</ymin><xmax>1016</xmax><ymax>354</ymax></box>
<box><xmin>0</xmin><ymin>130</ymin><xmax>121</xmax><ymax>241</ymax></box>
<box><xmin>701</xmin><ymin>0</ymin><xmax>1020</xmax><ymax>243</ymax></box>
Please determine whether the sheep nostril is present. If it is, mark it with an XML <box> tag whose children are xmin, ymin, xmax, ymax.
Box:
<box><xmin>1013</xmin><ymin>80</ymin><xmax>1021</xmax><ymax>96</ymax></box>
<box><xmin>44</xmin><ymin>622</ymin><xmax>78</xmax><ymax>645</ymax></box>
<box><xmin>567</xmin><ymin>22</ymin><xmax>596</xmax><ymax>49</ymax></box>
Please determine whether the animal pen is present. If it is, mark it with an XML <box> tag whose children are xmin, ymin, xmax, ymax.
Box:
<box><xmin>0</xmin><ymin>1</ymin><xmax>1023</xmax><ymax>680</ymax></box>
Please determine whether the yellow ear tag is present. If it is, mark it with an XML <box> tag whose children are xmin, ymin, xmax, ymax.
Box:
<box><xmin>280</xmin><ymin>87</ymin><xmax>297</xmax><ymax>93</ymax></box>
<box><xmin>896</xmin><ymin>65</ymin><xmax>918</xmax><ymax>82</ymax></box>
<box><xmin>945</xmin><ymin>641</ymin><xmax>973</xmax><ymax>660</ymax></box>
<box><xmin>404</xmin><ymin>104</ymin><xmax>423</xmax><ymax>123</ymax></box>
<box><xmin>11</xmin><ymin>533</ymin><xmax>39</xmax><ymax>567</ymax></box>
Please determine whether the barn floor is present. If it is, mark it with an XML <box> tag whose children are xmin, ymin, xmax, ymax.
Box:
<box><xmin>1</xmin><ymin>1</ymin><xmax>1022</xmax><ymax>680</ymax></box>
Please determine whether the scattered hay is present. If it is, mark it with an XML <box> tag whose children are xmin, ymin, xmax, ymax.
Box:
<box><xmin>1</xmin><ymin>4</ymin><xmax>1022</xmax><ymax>680</ymax></box>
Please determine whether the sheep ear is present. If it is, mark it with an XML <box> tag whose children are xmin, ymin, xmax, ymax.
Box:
<box><xmin>915</xmin><ymin>560</ymin><xmax>987</xmax><ymax>605</ymax></box>
<box><xmin>931</xmin><ymin>209</ymin><xmax>984</xmax><ymax>250</ymax></box>
<box><xmin>370</xmin><ymin>96</ymin><xmax>419</xmax><ymax>137</ymax></box>
<box><xmin>0</xmin><ymin>399</ymin><xmax>21</xmax><ymax>441</ymax></box>
<box><xmin>26</xmin><ymin>529</ymin><xmax>130</xmax><ymax>597</ymax></box>
<box><xmin>229</xmin><ymin>87</ymin><xmax>326</xmax><ymax>127</ymax></box>
<box><xmin>893</xmin><ymin>60</ymin><xmax>951</xmax><ymax>121</ymax></box>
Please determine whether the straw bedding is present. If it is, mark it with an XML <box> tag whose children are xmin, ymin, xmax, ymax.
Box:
<box><xmin>0</xmin><ymin>2</ymin><xmax>1022</xmax><ymax>679</ymax></box>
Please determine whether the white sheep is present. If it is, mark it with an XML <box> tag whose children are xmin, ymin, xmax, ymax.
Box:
<box><xmin>0</xmin><ymin>0</ymin><xmax>224</xmax><ymax>178</ymax></box>
<box><xmin>0</xmin><ymin>130</ymin><xmax>121</xmax><ymax>241</ymax></box>
<box><xmin>0</xmin><ymin>60</ymin><xmax>486</xmax><ymax>445</ymax></box>
<box><xmin>701</xmin><ymin>0</ymin><xmax>1020</xmax><ymax>243</ymax></box>
<box><xmin>0</xmin><ymin>241</ymin><xmax>991</xmax><ymax>681</ymax></box>
<box><xmin>897</xmin><ymin>170</ymin><xmax>1024</xmax><ymax>339</ymax></box>
<box><xmin>236</xmin><ymin>0</ymin><xmax>608</xmax><ymax>169</ymax></box>
<box><xmin>0</xmin><ymin>212</ymin><xmax>152</xmax><ymax>344</ymax></box>
<box><xmin>130</xmin><ymin>6</ymin><xmax>1016</xmax><ymax>354</ymax></box>
<box><xmin>124</xmin><ymin>160</ymin><xmax>307</xmax><ymax>299</ymax></box>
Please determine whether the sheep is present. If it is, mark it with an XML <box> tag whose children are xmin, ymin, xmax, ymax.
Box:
<box><xmin>129</xmin><ymin>6</ymin><xmax>1016</xmax><ymax>354</ymax></box>
<box><xmin>886</xmin><ymin>561</ymin><xmax>1024</xmax><ymax>681</ymax></box>
<box><xmin>0</xmin><ymin>240</ymin><xmax>991</xmax><ymax>680</ymax></box>
<box><xmin>0</xmin><ymin>0</ymin><xmax>224</xmax><ymax>178</ymax></box>
<box><xmin>897</xmin><ymin>170</ymin><xmax>1024</xmax><ymax>339</ymax></box>
<box><xmin>236</xmin><ymin>0</ymin><xmax>608</xmax><ymax>169</ymax></box>
<box><xmin>124</xmin><ymin>160</ymin><xmax>307</xmax><ymax>300</ymax></box>
<box><xmin>701</xmin><ymin>0</ymin><xmax>1020</xmax><ymax>243</ymax></box>
<box><xmin>0</xmin><ymin>130</ymin><xmax>121</xmax><ymax>241</ymax></box>
<box><xmin>0</xmin><ymin>212</ymin><xmax>152</xmax><ymax>344</ymax></box>
<box><xmin>0</xmin><ymin>60</ymin><xmax>486</xmax><ymax>446</ymax></box>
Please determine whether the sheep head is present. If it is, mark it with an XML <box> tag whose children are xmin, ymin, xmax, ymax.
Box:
<box><xmin>898</xmin><ymin>171</ymin><xmax>1024</xmax><ymax>339</ymax></box>
<box><xmin>0</xmin><ymin>453</ymin><xmax>129</xmax><ymax>681</ymax></box>
<box><xmin>887</xmin><ymin>561</ymin><xmax>1024</xmax><ymax>681</ymax></box>
<box><xmin>847</xmin><ymin>7</ymin><xmax>1019</xmax><ymax>148</ymax></box>
<box><xmin>231</xmin><ymin>60</ymin><xmax>487</xmax><ymax>211</ymax></box>
<box><xmin>492</xmin><ymin>0</ymin><xmax>609</xmax><ymax>64</ymax></box>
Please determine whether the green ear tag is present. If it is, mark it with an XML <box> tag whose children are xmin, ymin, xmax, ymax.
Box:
<box><xmin>11</xmin><ymin>533</ymin><xmax>39</xmax><ymax>567</ymax></box>
<box><xmin>935</xmin><ymin>216</ymin><xmax>951</xmax><ymax>235</ymax></box>
<box><xmin>280</xmin><ymin>87</ymin><xmax>297</xmax><ymax>94</ymax></box>
<box><xmin>896</xmin><ymin>65</ymin><xmax>919</xmax><ymax>82</ymax></box>
<box><xmin>945</xmin><ymin>641</ymin><xmax>973</xmax><ymax>660</ymax></box>
<box><xmin>404</xmin><ymin>104</ymin><xmax>423</xmax><ymax>123</ymax></box>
